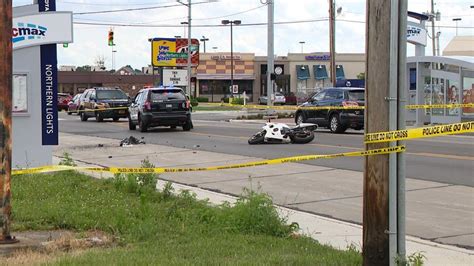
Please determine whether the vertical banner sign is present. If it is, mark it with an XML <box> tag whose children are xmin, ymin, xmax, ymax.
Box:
<box><xmin>39</xmin><ymin>0</ymin><xmax>58</xmax><ymax>145</ymax></box>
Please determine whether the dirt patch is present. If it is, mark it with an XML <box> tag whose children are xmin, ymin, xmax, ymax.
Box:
<box><xmin>0</xmin><ymin>230</ymin><xmax>116</xmax><ymax>266</ymax></box>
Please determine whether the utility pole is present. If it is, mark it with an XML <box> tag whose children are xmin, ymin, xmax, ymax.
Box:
<box><xmin>0</xmin><ymin>0</ymin><xmax>17</xmax><ymax>245</ymax></box>
<box><xmin>266</xmin><ymin>0</ymin><xmax>274</xmax><ymax>106</ymax></box>
<box><xmin>364</xmin><ymin>0</ymin><xmax>407</xmax><ymax>265</ymax></box>
<box><xmin>431</xmin><ymin>0</ymin><xmax>436</xmax><ymax>56</ymax></box>
<box><xmin>187</xmin><ymin>0</ymin><xmax>192</xmax><ymax>97</ymax></box>
<box><xmin>329</xmin><ymin>0</ymin><xmax>336</xmax><ymax>87</ymax></box>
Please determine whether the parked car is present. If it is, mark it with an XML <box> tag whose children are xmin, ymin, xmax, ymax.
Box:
<box><xmin>258</xmin><ymin>92</ymin><xmax>286</xmax><ymax>105</ymax></box>
<box><xmin>58</xmin><ymin>93</ymin><xmax>72</xmax><ymax>111</ymax></box>
<box><xmin>78</xmin><ymin>87</ymin><xmax>130</xmax><ymax>122</ymax></box>
<box><xmin>294</xmin><ymin>87</ymin><xmax>365</xmax><ymax>133</ymax></box>
<box><xmin>67</xmin><ymin>93</ymin><xmax>82</xmax><ymax>115</ymax></box>
<box><xmin>128</xmin><ymin>87</ymin><xmax>193</xmax><ymax>132</ymax></box>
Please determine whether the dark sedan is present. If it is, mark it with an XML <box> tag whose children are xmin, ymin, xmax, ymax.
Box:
<box><xmin>128</xmin><ymin>87</ymin><xmax>193</xmax><ymax>132</ymax></box>
<box><xmin>295</xmin><ymin>87</ymin><xmax>365</xmax><ymax>133</ymax></box>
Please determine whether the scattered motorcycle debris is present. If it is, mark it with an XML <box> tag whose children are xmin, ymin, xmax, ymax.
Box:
<box><xmin>120</xmin><ymin>136</ymin><xmax>146</xmax><ymax>147</ymax></box>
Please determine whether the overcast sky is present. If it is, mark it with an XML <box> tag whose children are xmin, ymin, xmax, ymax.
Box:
<box><xmin>13</xmin><ymin>0</ymin><xmax>474</xmax><ymax>70</ymax></box>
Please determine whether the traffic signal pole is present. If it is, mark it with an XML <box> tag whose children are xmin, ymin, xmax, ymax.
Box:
<box><xmin>0</xmin><ymin>0</ymin><xmax>17</xmax><ymax>245</ymax></box>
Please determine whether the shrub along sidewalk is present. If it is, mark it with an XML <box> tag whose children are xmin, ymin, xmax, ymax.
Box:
<box><xmin>9</xmin><ymin>160</ymin><xmax>361</xmax><ymax>265</ymax></box>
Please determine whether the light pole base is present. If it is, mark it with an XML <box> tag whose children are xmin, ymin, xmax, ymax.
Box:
<box><xmin>0</xmin><ymin>236</ymin><xmax>19</xmax><ymax>245</ymax></box>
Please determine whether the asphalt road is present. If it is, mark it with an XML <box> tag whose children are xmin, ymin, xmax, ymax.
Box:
<box><xmin>59</xmin><ymin>112</ymin><xmax>474</xmax><ymax>187</ymax></box>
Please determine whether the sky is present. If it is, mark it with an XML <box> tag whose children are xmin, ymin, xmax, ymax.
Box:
<box><xmin>13</xmin><ymin>0</ymin><xmax>474</xmax><ymax>70</ymax></box>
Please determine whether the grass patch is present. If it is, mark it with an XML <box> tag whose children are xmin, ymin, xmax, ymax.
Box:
<box><xmin>11</xmin><ymin>163</ymin><xmax>361</xmax><ymax>265</ymax></box>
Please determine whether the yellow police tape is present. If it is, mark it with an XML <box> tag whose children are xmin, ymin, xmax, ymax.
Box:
<box><xmin>64</xmin><ymin>103</ymin><xmax>474</xmax><ymax>113</ymax></box>
<box><xmin>405</xmin><ymin>103</ymin><xmax>474</xmax><ymax>109</ymax></box>
<box><xmin>205</xmin><ymin>102</ymin><xmax>474</xmax><ymax>111</ymax></box>
<box><xmin>12</xmin><ymin>145</ymin><xmax>405</xmax><ymax>176</ymax></box>
<box><xmin>67</xmin><ymin>107</ymin><xmax>129</xmax><ymax>113</ymax></box>
<box><xmin>364</xmin><ymin>121</ymin><xmax>474</xmax><ymax>143</ymax></box>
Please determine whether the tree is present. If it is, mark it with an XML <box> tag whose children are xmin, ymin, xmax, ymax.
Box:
<box><xmin>76</xmin><ymin>65</ymin><xmax>92</xmax><ymax>72</ymax></box>
<box><xmin>357</xmin><ymin>72</ymin><xmax>365</xmax><ymax>80</ymax></box>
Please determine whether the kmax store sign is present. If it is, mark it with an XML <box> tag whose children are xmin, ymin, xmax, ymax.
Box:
<box><xmin>407</xmin><ymin>21</ymin><xmax>427</xmax><ymax>47</ymax></box>
<box><xmin>12</xmin><ymin>12</ymin><xmax>73</xmax><ymax>50</ymax></box>
<box><xmin>13</xmin><ymin>23</ymin><xmax>47</xmax><ymax>43</ymax></box>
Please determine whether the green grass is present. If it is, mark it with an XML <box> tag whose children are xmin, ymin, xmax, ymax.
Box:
<box><xmin>12</xmin><ymin>169</ymin><xmax>361</xmax><ymax>265</ymax></box>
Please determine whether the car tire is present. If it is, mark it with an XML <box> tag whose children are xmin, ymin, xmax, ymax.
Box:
<box><xmin>95</xmin><ymin>111</ymin><xmax>104</xmax><ymax>122</ymax></box>
<box><xmin>139</xmin><ymin>116</ymin><xmax>148</xmax><ymax>132</ymax></box>
<box><xmin>170</xmin><ymin>125</ymin><xmax>177</xmax><ymax>129</ymax></box>
<box><xmin>80</xmin><ymin>110</ymin><xmax>88</xmax><ymax>121</ymax></box>
<box><xmin>183</xmin><ymin>119</ymin><xmax>192</xmax><ymax>131</ymax></box>
<box><xmin>258</xmin><ymin>99</ymin><xmax>262</xmax><ymax>105</ymax></box>
<box><xmin>329</xmin><ymin>114</ymin><xmax>347</xmax><ymax>133</ymax></box>
<box><xmin>113</xmin><ymin>117</ymin><xmax>120</xmax><ymax>122</ymax></box>
<box><xmin>128</xmin><ymin>116</ymin><xmax>136</xmax><ymax>130</ymax></box>
<box><xmin>67</xmin><ymin>109</ymin><xmax>72</xmax><ymax>115</ymax></box>
<box><xmin>295</xmin><ymin>112</ymin><xmax>306</xmax><ymax>125</ymax></box>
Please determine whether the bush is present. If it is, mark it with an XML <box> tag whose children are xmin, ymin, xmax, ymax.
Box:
<box><xmin>195</xmin><ymin>97</ymin><xmax>209</xmax><ymax>103</ymax></box>
<box><xmin>190</xmin><ymin>98</ymin><xmax>199</xmax><ymax>107</ymax></box>
<box><xmin>231</xmin><ymin>97</ymin><xmax>245</xmax><ymax>105</ymax></box>
<box><xmin>221</xmin><ymin>97</ymin><xmax>230</xmax><ymax>103</ymax></box>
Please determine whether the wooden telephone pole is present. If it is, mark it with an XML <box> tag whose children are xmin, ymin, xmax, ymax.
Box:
<box><xmin>0</xmin><ymin>0</ymin><xmax>16</xmax><ymax>244</ymax></box>
<box><xmin>364</xmin><ymin>0</ymin><xmax>406</xmax><ymax>265</ymax></box>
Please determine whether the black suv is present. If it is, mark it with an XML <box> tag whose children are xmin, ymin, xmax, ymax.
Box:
<box><xmin>295</xmin><ymin>87</ymin><xmax>365</xmax><ymax>133</ymax></box>
<box><xmin>79</xmin><ymin>87</ymin><xmax>130</xmax><ymax>122</ymax></box>
<box><xmin>128</xmin><ymin>87</ymin><xmax>192</xmax><ymax>132</ymax></box>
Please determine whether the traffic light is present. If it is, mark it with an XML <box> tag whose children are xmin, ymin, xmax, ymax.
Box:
<box><xmin>108</xmin><ymin>30</ymin><xmax>114</xmax><ymax>46</ymax></box>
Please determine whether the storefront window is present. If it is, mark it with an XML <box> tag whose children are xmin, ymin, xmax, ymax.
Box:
<box><xmin>462</xmin><ymin>77</ymin><xmax>474</xmax><ymax>117</ymax></box>
<box><xmin>431</xmin><ymin>77</ymin><xmax>445</xmax><ymax>116</ymax></box>
<box><xmin>423</xmin><ymin>75</ymin><xmax>432</xmax><ymax>115</ymax></box>
<box><xmin>446</xmin><ymin>80</ymin><xmax>460</xmax><ymax>116</ymax></box>
<box><xmin>13</xmin><ymin>74</ymin><xmax>28</xmax><ymax>113</ymax></box>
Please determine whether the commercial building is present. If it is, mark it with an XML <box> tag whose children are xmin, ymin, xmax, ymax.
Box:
<box><xmin>195</xmin><ymin>52</ymin><xmax>365</xmax><ymax>102</ymax></box>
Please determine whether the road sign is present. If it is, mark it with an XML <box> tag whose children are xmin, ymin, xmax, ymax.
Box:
<box><xmin>232</xmin><ymin>84</ymin><xmax>238</xmax><ymax>94</ymax></box>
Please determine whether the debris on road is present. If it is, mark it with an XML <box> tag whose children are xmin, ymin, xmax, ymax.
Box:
<box><xmin>120</xmin><ymin>136</ymin><xmax>146</xmax><ymax>147</ymax></box>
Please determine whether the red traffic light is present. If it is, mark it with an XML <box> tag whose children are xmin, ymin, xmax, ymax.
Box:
<box><xmin>108</xmin><ymin>30</ymin><xmax>114</xmax><ymax>46</ymax></box>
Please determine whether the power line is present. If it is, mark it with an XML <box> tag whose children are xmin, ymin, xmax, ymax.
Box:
<box><xmin>193</xmin><ymin>4</ymin><xmax>267</xmax><ymax>21</ymax></box>
<box><xmin>73</xmin><ymin>18</ymin><xmax>329</xmax><ymax>28</ymax></box>
<box><xmin>58</xmin><ymin>0</ymin><xmax>175</xmax><ymax>7</ymax></box>
<box><xmin>74</xmin><ymin>1</ymin><xmax>214</xmax><ymax>15</ymax></box>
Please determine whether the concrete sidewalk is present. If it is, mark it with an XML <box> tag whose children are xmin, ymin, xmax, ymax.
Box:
<box><xmin>54</xmin><ymin>133</ymin><xmax>473</xmax><ymax>265</ymax></box>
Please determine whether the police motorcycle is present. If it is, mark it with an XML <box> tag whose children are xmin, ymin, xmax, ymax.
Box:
<box><xmin>248</xmin><ymin>122</ymin><xmax>317</xmax><ymax>145</ymax></box>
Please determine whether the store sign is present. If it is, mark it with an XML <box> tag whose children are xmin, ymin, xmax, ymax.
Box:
<box><xmin>407</xmin><ymin>21</ymin><xmax>427</xmax><ymax>46</ymax></box>
<box><xmin>12</xmin><ymin>12</ymin><xmax>73</xmax><ymax>50</ymax></box>
<box><xmin>211</xmin><ymin>55</ymin><xmax>242</xmax><ymax>60</ymax></box>
<box><xmin>151</xmin><ymin>38</ymin><xmax>200</xmax><ymax>67</ymax></box>
<box><xmin>305</xmin><ymin>54</ymin><xmax>330</xmax><ymax>61</ymax></box>
<box><xmin>163</xmin><ymin>69</ymin><xmax>188</xmax><ymax>86</ymax></box>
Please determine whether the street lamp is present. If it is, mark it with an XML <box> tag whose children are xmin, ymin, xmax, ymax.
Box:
<box><xmin>174</xmin><ymin>35</ymin><xmax>182</xmax><ymax>39</ymax></box>
<box><xmin>180</xmin><ymin>21</ymin><xmax>189</xmax><ymax>38</ymax></box>
<box><xmin>453</xmin><ymin>18</ymin><xmax>461</xmax><ymax>36</ymax></box>
<box><xmin>200</xmin><ymin>36</ymin><xmax>209</xmax><ymax>53</ymax></box>
<box><xmin>221</xmin><ymin>19</ymin><xmax>241</xmax><ymax>97</ymax></box>
<box><xmin>299</xmin><ymin>41</ymin><xmax>305</xmax><ymax>53</ymax></box>
<box><xmin>212</xmin><ymin>46</ymin><xmax>218</xmax><ymax>52</ymax></box>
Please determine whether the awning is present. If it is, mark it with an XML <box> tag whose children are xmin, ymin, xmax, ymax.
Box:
<box><xmin>296</xmin><ymin>65</ymin><xmax>310</xmax><ymax>80</ymax></box>
<box><xmin>196</xmin><ymin>74</ymin><xmax>255</xmax><ymax>80</ymax></box>
<box><xmin>336</xmin><ymin>65</ymin><xmax>345</xmax><ymax>80</ymax></box>
<box><xmin>313</xmin><ymin>65</ymin><xmax>328</xmax><ymax>80</ymax></box>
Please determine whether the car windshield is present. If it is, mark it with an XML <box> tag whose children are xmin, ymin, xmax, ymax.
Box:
<box><xmin>96</xmin><ymin>90</ymin><xmax>127</xmax><ymax>100</ymax></box>
<box><xmin>150</xmin><ymin>90</ymin><xmax>185</xmax><ymax>101</ymax></box>
<box><xmin>275</xmin><ymin>92</ymin><xmax>284</xmax><ymax>96</ymax></box>
<box><xmin>348</xmin><ymin>90</ymin><xmax>365</xmax><ymax>101</ymax></box>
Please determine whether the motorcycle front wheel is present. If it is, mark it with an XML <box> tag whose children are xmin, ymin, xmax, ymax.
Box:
<box><xmin>290</xmin><ymin>130</ymin><xmax>315</xmax><ymax>144</ymax></box>
<box><xmin>248</xmin><ymin>131</ymin><xmax>266</xmax><ymax>145</ymax></box>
